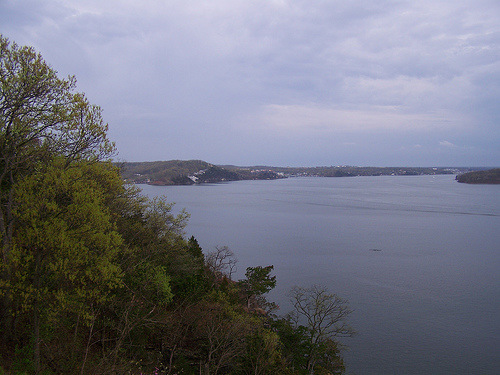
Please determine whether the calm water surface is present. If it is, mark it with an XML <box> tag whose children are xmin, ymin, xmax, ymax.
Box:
<box><xmin>139</xmin><ymin>175</ymin><xmax>499</xmax><ymax>375</ymax></box>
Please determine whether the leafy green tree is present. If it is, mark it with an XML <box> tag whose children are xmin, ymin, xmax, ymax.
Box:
<box><xmin>6</xmin><ymin>159</ymin><xmax>123</xmax><ymax>373</ymax></box>
<box><xmin>2</xmin><ymin>156</ymin><xmax>192</xmax><ymax>374</ymax></box>
<box><xmin>0</xmin><ymin>35</ymin><xmax>114</xmax><ymax>261</ymax></box>
<box><xmin>239</xmin><ymin>265</ymin><xmax>276</xmax><ymax>309</ymax></box>
<box><xmin>240</xmin><ymin>324</ymin><xmax>284</xmax><ymax>375</ymax></box>
<box><xmin>171</xmin><ymin>236</ymin><xmax>209</xmax><ymax>301</ymax></box>
<box><xmin>271</xmin><ymin>317</ymin><xmax>310</xmax><ymax>373</ymax></box>
<box><xmin>187</xmin><ymin>235</ymin><xmax>204</xmax><ymax>260</ymax></box>
<box><xmin>98</xmin><ymin>193</ymin><xmax>189</xmax><ymax>373</ymax></box>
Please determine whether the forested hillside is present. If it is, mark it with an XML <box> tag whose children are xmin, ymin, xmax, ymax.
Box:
<box><xmin>119</xmin><ymin>160</ymin><xmax>213</xmax><ymax>185</ymax></box>
<box><xmin>119</xmin><ymin>161</ymin><xmax>285</xmax><ymax>185</ymax></box>
<box><xmin>456</xmin><ymin>168</ymin><xmax>500</xmax><ymax>184</ymax></box>
<box><xmin>0</xmin><ymin>36</ymin><xmax>352</xmax><ymax>374</ymax></box>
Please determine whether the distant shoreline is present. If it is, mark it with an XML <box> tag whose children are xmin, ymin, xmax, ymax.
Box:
<box><xmin>117</xmin><ymin>160</ymin><xmax>488</xmax><ymax>186</ymax></box>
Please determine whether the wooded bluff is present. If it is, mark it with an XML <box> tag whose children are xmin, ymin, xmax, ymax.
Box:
<box><xmin>0</xmin><ymin>35</ymin><xmax>353</xmax><ymax>375</ymax></box>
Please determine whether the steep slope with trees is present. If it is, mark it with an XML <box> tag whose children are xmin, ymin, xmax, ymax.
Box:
<box><xmin>0</xmin><ymin>36</ymin><xmax>353</xmax><ymax>375</ymax></box>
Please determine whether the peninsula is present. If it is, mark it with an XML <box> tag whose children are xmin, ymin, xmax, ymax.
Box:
<box><xmin>456</xmin><ymin>168</ymin><xmax>500</xmax><ymax>184</ymax></box>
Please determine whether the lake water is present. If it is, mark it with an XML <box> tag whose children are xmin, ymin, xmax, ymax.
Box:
<box><xmin>139</xmin><ymin>175</ymin><xmax>500</xmax><ymax>375</ymax></box>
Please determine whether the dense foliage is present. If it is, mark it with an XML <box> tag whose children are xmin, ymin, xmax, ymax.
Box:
<box><xmin>0</xmin><ymin>36</ymin><xmax>353</xmax><ymax>374</ymax></box>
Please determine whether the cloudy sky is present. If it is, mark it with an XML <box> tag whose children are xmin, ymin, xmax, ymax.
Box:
<box><xmin>1</xmin><ymin>0</ymin><xmax>499</xmax><ymax>166</ymax></box>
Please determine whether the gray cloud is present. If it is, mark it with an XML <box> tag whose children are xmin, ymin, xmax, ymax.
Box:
<box><xmin>1</xmin><ymin>0</ymin><xmax>499</xmax><ymax>166</ymax></box>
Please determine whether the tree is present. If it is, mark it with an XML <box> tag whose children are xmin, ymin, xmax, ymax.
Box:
<box><xmin>187</xmin><ymin>235</ymin><xmax>204</xmax><ymax>260</ymax></box>
<box><xmin>240</xmin><ymin>325</ymin><xmax>284</xmax><ymax>375</ymax></box>
<box><xmin>195</xmin><ymin>298</ymin><xmax>250</xmax><ymax>375</ymax></box>
<box><xmin>239</xmin><ymin>265</ymin><xmax>276</xmax><ymax>309</ymax></box>
<box><xmin>271</xmin><ymin>317</ymin><xmax>310</xmax><ymax>372</ymax></box>
<box><xmin>7</xmin><ymin>159</ymin><xmax>124</xmax><ymax>373</ymax></box>
<box><xmin>206</xmin><ymin>246</ymin><xmax>237</xmax><ymax>283</ymax></box>
<box><xmin>2</xmin><ymin>156</ymin><xmax>193</xmax><ymax>374</ymax></box>
<box><xmin>288</xmin><ymin>285</ymin><xmax>354</xmax><ymax>375</ymax></box>
<box><xmin>0</xmin><ymin>35</ymin><xmax>114</xmax><ymax>261</ymax></box>
<box><xmin>0</xmin><ymin>36</ymin><xmax>116</xmax><ymax>372</ymax></box>
<box><xmin>100</xmin><ymin>193</ymin><xmax>188</xmax><ymax>373</ymax></box>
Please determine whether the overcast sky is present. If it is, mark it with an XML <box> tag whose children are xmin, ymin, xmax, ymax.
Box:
<box><xmin>1</xmin><ymin>0</ymin><xmax>499</xmax><ymax>166</ymax></box>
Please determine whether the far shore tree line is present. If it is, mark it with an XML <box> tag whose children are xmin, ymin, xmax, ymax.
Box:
<box><xmin>0</xmin><ymin>35</ymin><xmax>353</xmax><ymax>374</ymax></box>
<box><xmin>119</xmin><ymin>160</ymin><xmax>472</xmax><ymax>187</ymax></box>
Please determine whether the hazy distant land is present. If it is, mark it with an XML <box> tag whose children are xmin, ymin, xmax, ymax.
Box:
<box><xmin>456</xmin><ymin>168</ymin><xmax>500</xmax><ymax>184</ymax></box>
<box><xmin>117</xmin><ymin>160</ymin><xmax>478</xmax><ymax>186</ymax></box>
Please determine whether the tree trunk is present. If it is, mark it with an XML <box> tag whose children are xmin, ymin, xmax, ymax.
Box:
<box><xmin>71</xmin><ymin>314</ymin><xmax>81</xmax><ymax>365</ymax></box>
<box><xmin>34</xmin><ymin>301</ymin><xmax>40</xmax><ymax>375</ymax></box>
<box><xmin>0</xmin><ymin>169</ymin><xmax>15</xmax><ymax>262</ymax></box>
<box><xmin>168</xmin><ymin>344</ymin><xmax>177</xmax><ymax>373</ymax></box>
<box><xmin>0</xmin><ymin>167</ymin><xmax>16</xmax><ymax>343</ymax></box>
<box><xmin>34</xmin><ymin>249</ymin><xmax>41</xmax><ymax>375</ymax></box>
<box><xmin>81</xmin><ymin>311</ymin><xmax>95</xmax><ymax>375</ymax></box>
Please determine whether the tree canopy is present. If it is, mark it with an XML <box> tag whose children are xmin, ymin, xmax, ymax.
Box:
<box><xmin>0</xmin><ymin>35</ymin><xmax>114</xmax><ymax>262</ymax></box>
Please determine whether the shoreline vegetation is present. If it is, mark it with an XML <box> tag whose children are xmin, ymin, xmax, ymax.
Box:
<box><xmin>118</xmin><ymin>160</ymin><xmax>479</xmax><ymax>186</ymax></box>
